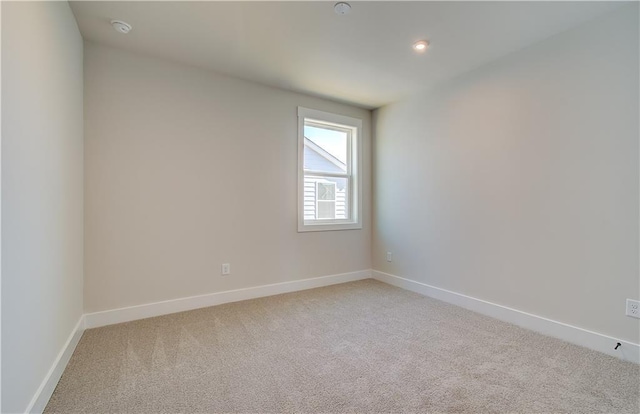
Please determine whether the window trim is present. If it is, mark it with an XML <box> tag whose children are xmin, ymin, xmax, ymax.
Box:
<box><xmin>298</xmin><ymin>107</ymin><xmax>362</xmax><ymax>232</ymax></box>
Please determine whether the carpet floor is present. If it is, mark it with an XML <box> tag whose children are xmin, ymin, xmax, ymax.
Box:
<box><xmin>45</xmin><ymin>279</ymin><xmax>639</xmax><ymax>413</ymax></box>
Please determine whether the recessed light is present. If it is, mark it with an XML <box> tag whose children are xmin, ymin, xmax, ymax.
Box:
<box><xmin>413</xmin><ymin>40</ymin><xmax>430</xmax><ymax>52</ymax></box>
<box><xmin>111</xmin><ymin>20</ymin><xmax>132</xmax><ymax>34</ymax></box>
<box><xmin>334</xmin><ymin>2</ymin><xmax>351</xmax><ymax>15</ymax></box>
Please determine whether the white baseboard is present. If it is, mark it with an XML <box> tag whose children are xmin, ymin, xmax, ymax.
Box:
<box><xmin>84</xmin><ymin>269</ymin><xmax>371</xmax><ymax>329</ymax></box>
<box><xmin>372</xmin><ymin>270</ymin><xmax>640</xmax><ymax>364</ymax></box>
<box><xmin>25</xmin><ymin>316</ymin><xmax>85</xmax><ymax>414</ymax></box>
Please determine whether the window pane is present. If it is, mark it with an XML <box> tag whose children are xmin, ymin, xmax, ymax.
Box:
<box><xmin>303</xmin><ymin>124</ymin><xmax>348</xmax><ymax>173</ymax></box>
<box><xmin>304</xmin><ymin>175</ymin><xmax>349</xmax><ymax>220</ymax></box>
<box><xmin>317</xmin><ymin>201</ymin><xmax>336</xmax><ymax>219</ymax></box>
<box><xmin>333</xmin><ymin>177</ymin><xmax>349</xmax><ymax>220</ymax></box>
<box><xmin>317</xmin><ymin>182</ymin><xmax>335</xmax><ymax>200</ymax></box>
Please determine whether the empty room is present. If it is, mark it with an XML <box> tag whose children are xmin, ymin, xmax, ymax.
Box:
<box><xmin>2</xmin><ymin>1</ymin><xmax>639</xmax><ymax>413</ymax></box>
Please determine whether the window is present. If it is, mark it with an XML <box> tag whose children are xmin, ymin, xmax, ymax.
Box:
<box><xmin>298</xmin><ymin>107</ymin><xmax>362</xmax><ymax>232</ymax></box>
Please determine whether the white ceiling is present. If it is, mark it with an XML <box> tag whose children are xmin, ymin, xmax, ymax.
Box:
<box><xmin>70</xmin><ymin>1</ymin><xmax>622</xmax><ymax>109</ymax></box>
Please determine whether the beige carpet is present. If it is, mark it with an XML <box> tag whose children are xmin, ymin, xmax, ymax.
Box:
<box><xmin>46</xmin><ymin>279</ymin><xmax>639</xmax><ymax>413</ymax></box>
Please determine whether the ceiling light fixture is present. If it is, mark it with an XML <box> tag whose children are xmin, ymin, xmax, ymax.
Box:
<box><xmin>334</xmin><ymin>2</ymin><xmax>352</xmax><ymax>15</ymax></box>
<box><xmin>111</xmin><ymin>20</ymin><xmax>132</xmax><ymax>34</ymax></box>
<box><xmin>413</xmin><ymin>40</ymin><xmax>430</xmax><ymax>52</ymax></box>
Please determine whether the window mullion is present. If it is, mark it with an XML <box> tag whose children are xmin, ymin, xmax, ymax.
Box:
<box><xmin>304</xmin><ymin>170</ymin><xmax>350</xmax><ymax>179</ymax></box>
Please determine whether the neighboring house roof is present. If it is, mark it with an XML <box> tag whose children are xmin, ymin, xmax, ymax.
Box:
<box><xmin>304</xmin><ymin>137</ymin><xmax>346</xmax><ymax>173</ymax></box>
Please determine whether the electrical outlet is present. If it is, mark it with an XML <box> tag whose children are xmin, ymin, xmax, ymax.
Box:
<box><xmin>386</xmin><ymin>252</ymin><xmax>393</xmax><ymax>262</ymax></box>
<box><xmin>626</xmin><ymin>299</ymin><xmax>640</xmax><ymax>318</ymax></box>
<box><xmin>221</xmin><ymin>263</ymin><xmax>231</xmax><ymax>275</ymax></box>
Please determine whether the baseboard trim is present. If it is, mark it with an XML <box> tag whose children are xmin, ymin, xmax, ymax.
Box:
<box><xmin>372</xmin><ymin>270</ymin><xmax>640</xmax><ymax>364</ymax></box>
<box><xmin>84</xmin><ymin>270</ymin><xmax>371</xmax><ymax>329</ymax></box>
<box><xmin>25</xmin><ymin>315</ymin><xmax>85</xmax><ymax>414</ymax></box>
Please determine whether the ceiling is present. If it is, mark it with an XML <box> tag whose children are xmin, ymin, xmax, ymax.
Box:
<box><xmin>70</xmin><ymin>1</ymin><xmax>622</xmax><ymax>109</ymax></box>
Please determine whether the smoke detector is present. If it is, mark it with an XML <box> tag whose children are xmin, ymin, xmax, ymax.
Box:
<box><xmin>111</xmin><ymin>20</ymin><xmax>132</xmax><ymax>34</ymax></box>
<box><xmin>334</xmin><ymin>2</ymin><xmax>351</xmax><ymax>15</ymax></box>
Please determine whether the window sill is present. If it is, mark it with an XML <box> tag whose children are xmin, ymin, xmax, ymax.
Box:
<box><xmin>298</xmin><ymin>221</ymin><xmax>362</xmax><ymax>232</ymax></box>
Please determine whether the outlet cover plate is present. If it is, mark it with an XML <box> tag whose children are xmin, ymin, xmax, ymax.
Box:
<box><xmin>626</xmin><ymin>299</ymin><xmax>640</xmax><ymax>319</ymax></box>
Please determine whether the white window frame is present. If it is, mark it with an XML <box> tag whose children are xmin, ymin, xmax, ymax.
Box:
<box><xmin>298</xmin><ymin>107</ymin><xmax>362</xmax><ymax>232</ymax></box>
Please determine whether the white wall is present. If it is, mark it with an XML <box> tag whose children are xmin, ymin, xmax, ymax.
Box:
<box><xmin>84</xmin><ymin>43</ymin><xmax>371</xmax><ymax>313</ymax></box>
<box><xmin>373</xmin><ymin>5</ymin><xmax>639</xmax><ymax>343</ymax></box>
<box><xmin>1</xmin><ymin>2</ymin><xmax>84</xmax><ymax>412</ymax></box>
